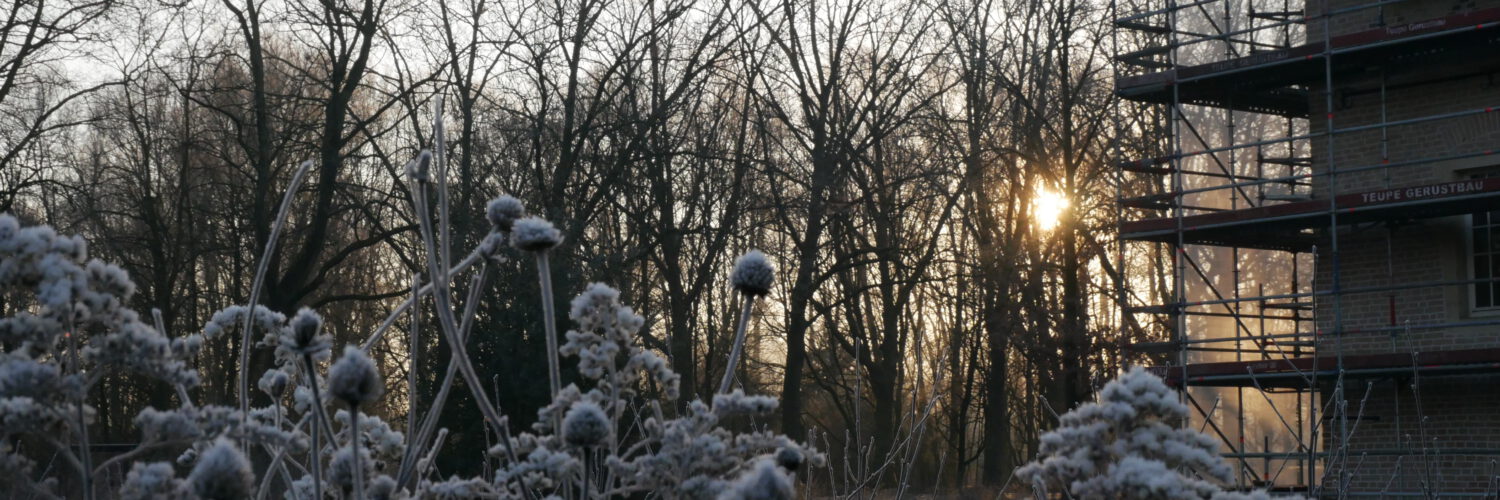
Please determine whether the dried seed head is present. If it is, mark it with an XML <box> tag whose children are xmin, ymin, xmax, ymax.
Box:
<box><xmin>719</xmin><ymin>457</ymin><xmax>793</xmax><ymax>500</ymax></box>
<box><xmin>120</xmin><ymin>461</ymin><xmax>184</xmax><ymax>499</ymax></box>
<box><xmin>327</xmin><ymin>345</ymin><xmax>385</xmax><ymax>406</ymax></box>
<box><xmin>405</xmin><ymin>150</ymin><xmax>433</xmax><ymax>182</ymax></box>
<box><xmin>562</xmin><ymin>401</ymin><xmax>610</xmax><ymax>448</ymax></box>
<box><xmin>187</xmin><ymin>438</ymin><xmax>254</xmax><ymax>500</ymax></box>
<box><xmin>730</xmin><ymin>250</ymin><xmax>774</xmax><ymax>296</ymax></box>
<box><xmin>282</xmin><ymin>308</ymin><xmax>330</xmax><ymax>358</ymax></box>
<box><xmin>509</xmin><ymin>217</ymin><xmax>563</xmax><ymax>252</ymax></box>
<box><xmin>327</xmin><ymin>445</ymin><xmax>370</xmax><ymax>491</ymax></box>
<box><xmin>774</xmin><ymin>447</ymin><xmax>804</xmax><ymax>472</ymax></box>
<box><xmin>486</xmin><ymin>195</ymin><xmax>527</xmax><ymax>232</ymax></box>
<box><xmin>257</xmin><ymin>369</ymin><xmax>290</xmax><ymax>398</ymax></box>
<box><xmin>368</xmin><ymin>474</ymin><xmax>397</xmax><ymax>500</ymax></box>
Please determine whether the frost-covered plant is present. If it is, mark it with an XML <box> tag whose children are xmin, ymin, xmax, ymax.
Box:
<box><xmin>487</xmin><ymin>195</ymin><xmax>526</xmax><ymax>233</ymax></box>
<box><xmin>478</xmin><ymin>281</ymin><xmax>820</xmax><ymax>499</ymax></box>
<box><xmin>0</xmin><ymin>213</ymin><xmax>205</xmax><ymax>498</ymax></box>
<box><xmin>719</xmin><ymin>250</ymin><xmax>773</xmax><ymax>394</ymax></box>
<box><xmin>1</xmin><ymin>106</ymin><xmax>815</xmax><ymax>500</ymax></box>
<box><xmin>509</xmin><ymin>216</ymin><xmax>563</xmax><ymax>252</ymax></box>
<box><xmin>729</xmin><ymin>251</ymin><xmax>774</xmax><ymax>297</ymax></box>
<box><xmin>562</xmin><ymin>401</ymin><xmax>610</xmax><ymax>448</ymax></box>
<box><xmin>188</xmin><ymin>438</ymin><xmax>255</xmax><ymax>500</ymax></box>
<box><xmin>328</xmin><ymin>345</ymin><xmax>384</xmax><ymax>406</ymax></box>
<box><xmin>1018</xmin><ymin>368</ymin><xmax>1304</xmax><ymax>500</ymax></box>
<box><xmin>328</xmin><ymin>345</ymin><xmax>384</xmax><ymax>498</ymax></box>
<box><xmin>511</xmin><ymin>215</ymin><xmax>567</xmax><ymax>402</ymax></box>
<box><xmin>119</xmin><ymin>461</ymin><xmax>185</xmax><ymax>499</ymax></box>
<box><xmin>718</xmin><ymin>457</ymin><xmax>793</xmax><ymax>500</ymax></box>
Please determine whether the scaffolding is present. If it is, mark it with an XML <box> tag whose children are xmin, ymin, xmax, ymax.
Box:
<box><xmin>1112</xmin><ymin>0</ymin><xmax>1500</xmax><ymax>496</ymax></box>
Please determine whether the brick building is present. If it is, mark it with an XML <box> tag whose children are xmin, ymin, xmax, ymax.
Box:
<box><xmin>1116</xmin><ymin>0</ymin><xmax>1500</xmax><ymax>497</ymax></box>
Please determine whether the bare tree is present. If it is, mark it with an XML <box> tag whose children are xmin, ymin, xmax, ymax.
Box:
<box><xmin>0</xmin><ymin>0</ymin><xmax>120</xmax><ymax>212</ymax></box>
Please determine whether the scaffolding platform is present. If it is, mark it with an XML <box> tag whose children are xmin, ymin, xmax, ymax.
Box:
<box><xmin>1113</xmin><ymin>1</ymin><xmax>1500</xmax><ymax>492</ymax></box>
<box><xmin>1120</xmin><ymin>178</ymin><xmax>1500</xmax><ymax>251</ymax></box>
<box><xmin>1151</xmin><ymin>347</ymin><xmax>1500</xmax><ymax>389</ymax></box>
<box><xmin>1116</xmin><ymin>8</ymin><xmax>1500</xmax><ymax>117</ymax></box>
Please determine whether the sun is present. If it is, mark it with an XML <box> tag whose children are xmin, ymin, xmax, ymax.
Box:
<box><xmin>1033</xmin><ymin>187</ymin><xmax>1069</xmax><ymax>232</ymax></box>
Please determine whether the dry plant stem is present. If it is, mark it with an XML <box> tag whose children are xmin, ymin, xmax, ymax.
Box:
<box><xmin>582</xmin><ymin>451</ymin><xmax>593</xmax><ymax>500</ymax></box>
<box><xmin>13</xmin><ymin>474</ymin><xmax>60</xmax><ymax>500</ymax></box>
<box><xmin>432</xmin><ymin>98</ymin><xmax>453</xmax><ymax>277</ymax></box>
<box><xmin>412</xmin><ymin>186</ymin><xmax>520</xmax><ymax>466</ymax></box>
<box><xmin>304</xmin><ymin>353</ymin><xmax>327</xmax><ymax>500</ymax></box>
<box><xmin>240</xmin><ymin>160</ymin><xmax>315</xmax><ymax>432</ymax></box>
<box><xmin>414</xmin><ymin>428</ymin><xmax>449</xmax><ymax>485</ymax></box>
<box><xmin>38</xmin><ymin>434</ymin><xmax>85</xmax><ymax>483</ymax></box>
<box><xmin>93</xmin><ymin>438</ymin><xmax>195</xmax><ymax>476</ymax></box>
<box><xmin>152</xmin><ymin>308</ymin><xmax>198</xmax><ymax>408</ymax></box>
<box><xmin>853</xmin><ymin>336</ymin><xmax>864</xmax><ymax>482</ymax></box>
<box><xmin>403</xmin><ymin>272</ymin><xmax>421</xmax><ymax>457</ymax></box>
<box><xmin>717</xmin><ymin>293</ymin><xmax>755</xmax><ymax>395</ymax></box>
<box><xmin>396</xmin><ymin>267</ymin><xmax>490</xmax><ymax>488</ymax></box>
<box><xmin>253</xmin><ymin>440</ymin><xmax>299</xmax><ymax>500</ymax></box>
<box><xmin>352</xmin><ymin>404</ymin><xmax>365</xmax><ymax>500</ymax></box>
<box><xmin>255</xmin><ymin>412</ymin><xmax>306</xmax><ymax>500</ymax></box>
<box><xmin>537</xmin><ymin>251</ymin><xmax>561</xmax><ymax>399</ymax></box>
<box><xmin>396</xmin><ymin>345</ymin><xmax>459</xmax><ymax>487</ymax></box>
<box><xmin>65</xmin><ymin>315</ymin><xmax>93</xmax><ymax>500</ymax></box>
<box><xmin>843</xmin><ymin>349</ymin><xmax>952</xmax><ymax>499</ymax></box>
<box><xmin>359</xmin><ymin>250</ymin><xmax>483</xmax><ymax>351</ymax></box>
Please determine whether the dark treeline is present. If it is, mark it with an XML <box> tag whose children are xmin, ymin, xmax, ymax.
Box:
<box><xmin>2</xmin><ymin>0</ymin><xmax>1170</xmax><ymax>491</ymax></box>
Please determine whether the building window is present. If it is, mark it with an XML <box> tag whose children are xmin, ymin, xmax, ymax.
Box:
<box><xmin>1472</xmin><ymin>210</ymin><xmax>1500</xmax><ymax>309</ymax></box>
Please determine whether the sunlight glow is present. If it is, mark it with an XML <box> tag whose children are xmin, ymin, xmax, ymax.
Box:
<box><xmin>1033</xmin><ymin>188</ymin><xmax>1069</xmax><ymax>232</ymax></box>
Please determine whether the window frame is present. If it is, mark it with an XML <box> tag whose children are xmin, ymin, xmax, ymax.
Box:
<box><xmin>1465</xmin><ymin>164</ymin><xmax>1500</xmax><ymax>315</ymax></box>
<box><xmin>1466</xmin><ymin>211</ymin><xmax>1500</xmax><ymax>314</ymax></box>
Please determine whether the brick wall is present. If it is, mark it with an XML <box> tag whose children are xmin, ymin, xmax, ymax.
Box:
<box><xmin>1308</xmin><ymin>73</ymin><xmax>1500</xmax><ymax>195</ymax></box>
<box><xmin>1319</xmin><ymin>375</ymin><xmax>1500</xmax><ymax>494</ymax></box>
<box><xmin>1298</xmin><ymin>1</ymin><xmax>1500</xmax><ymax>496</ymax></box>
<box><xmin>1307</xmin><ymin>21</ymin><xmax>1500</xmax><ymax>357</ymax></box>
<box><xmin>1307</xmin><ymin>0</ymin><xmax>1494</xmax><ymax>41</ymax></box>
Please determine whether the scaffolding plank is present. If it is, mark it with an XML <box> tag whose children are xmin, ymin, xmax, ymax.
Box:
<box><xmin>1114</xmin><ymin>19</ymin><xmax>1171</xmax><ymax>35</ymax></box>
<box><xmin>1120</xmin><ymin>178</ymin><xmax>1500</xmax><ymax>251</ymax></box>
<box><xmin>1150</xmin><ymin>347</ymin><xmax>1500</xmax><ymax>389</ymax></box>
<box><xmin>1114</xmin><ymin>8</ymin><xmax>1500</xmax><ymax>117</ymax></box>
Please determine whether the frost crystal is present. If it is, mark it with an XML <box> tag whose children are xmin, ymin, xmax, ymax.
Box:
<box><xmin>327</xmin><ymin>444</ymin><xmax>371</xmax><ymax>491</ymax></box>
<box><xmin>135</xmin><ymin>407</ymin><xmax>202</xmax><ymax>442</ymax></box>
<box><xmin>201</xmin><ymin>305</ymin><xmax>284</xmax><ymax>341</ymax></box>
<box><xmin>327</xmin><ymin>345</ymin><xmax>385</xmax><ymax>405</ymax></box>
<box><xmin>258</xmin><ymin>368</ymin><xmax>290</xmax><ymax>397</ymax></box>
<box><xmin>486</xmin><ymin>195</ymin><xmax>527</xmax><ymax>232</ymax></box>
<box><xmin>510</xmin><ymin>216</ymin><xmax>563</xmax><ymax>252</ymax></box>
<box><xmin>712</xmin><ymin>390</ymin><xmax>778</xmax><ymax>416</ymax></box>
<box><xmin>187</xmin><ymin>438</ymin><xmax>254</xmax><ymax>500</ymax></box>
<box><xmin>730</xmin><ymin>250</ymin><xmax>774</xmax><ymax>296</ymax></box>
<box><xmin>562</xmin><ymin>401</ymin><xmax>610</xmax><ymax>448</ymax></box>
<box><xmin>120</xmin><ymin>461</ymin><xmax>184</xmax><ymax>499</ymax></box>
<box><xmin>0</xmin><ymin>356</ymin><xmax>63</xmax><ymax>399</ymax></box>
<box><xmin>419</xmin><ymin>476</ymin><xmax>497</xmax><ymax>498</ymax></box>
<box><xmin>560</xmin><ymin>283</ymin><xmax>680</xmax><ymax>397</ymax></box>
<box><xmin>368</xmin><ymin>474</ymin><xmax>398</xmax><ymax>500</ymax></box>
<box><xmin>293</xmin><ymin>385</ymin><xmax>316</xmax><ymax>415</ymax></box>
